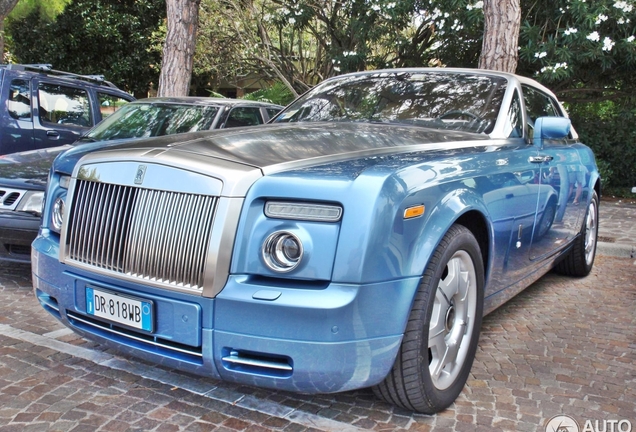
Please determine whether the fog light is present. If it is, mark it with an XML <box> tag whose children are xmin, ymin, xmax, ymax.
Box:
<box><xmin>52</xmin><ymin>197</ymin><xmax>65</xmax><ymax>232</ymax></box>
<box><xmin>262</xmin><ymin>231</ymin><xmax>303</xmax><ymax>272</ymax></box>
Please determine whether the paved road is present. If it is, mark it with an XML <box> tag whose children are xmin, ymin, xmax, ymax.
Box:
<box><xmin>1</xmin><ymin>252</ymin><xmax>634</xmax><ymax>431</ymax></box>
<box><xmin>597</xmin><ymin>199</ymin><xmax>636</xmax><ymax>258</ymax></box>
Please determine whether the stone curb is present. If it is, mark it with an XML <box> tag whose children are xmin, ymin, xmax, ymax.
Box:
<box><xmin>596</xmin><ymin>241</ymin><xmax>635</xmax><ymax>258</ymax></box>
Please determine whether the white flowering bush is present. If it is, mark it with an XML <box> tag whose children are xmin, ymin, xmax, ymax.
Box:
<box><xmin>420</xmin><ymin>0</ymin><xmax>636</xmax><ymax>187</ymax></box>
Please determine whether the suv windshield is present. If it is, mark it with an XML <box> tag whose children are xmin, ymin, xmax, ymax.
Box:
<box><xmin>274</xmin><ymin>71</ymin><xmax>507</xmax><ymax>134</ymax></box>
<box><xmin>85</xmin><ymin>102</ymin><xmax>220</xmax><ymax>141</ymax></box>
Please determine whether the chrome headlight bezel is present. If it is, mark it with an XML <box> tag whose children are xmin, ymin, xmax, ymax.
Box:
<box><xmin>51</xmin><ymin>197</ymin><xmax>65</xmax><ymax>233</ymax></box>
<box><xmin>261</xmin><ymin>231</ymin><xmax>304</xmax><ymax>273</ymax></box>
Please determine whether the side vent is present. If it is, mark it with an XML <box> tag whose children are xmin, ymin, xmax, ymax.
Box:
<box><xmin>222</xmin><ymin>348</ymin><xmax>293</xmax><ymax>378</ymax></box>
<box><xmin>36</xmin><ymin>290</ymin><xmax>61</xmax><ymax>319</ymax></box>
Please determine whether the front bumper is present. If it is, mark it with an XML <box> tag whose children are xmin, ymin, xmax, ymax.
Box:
<box><xmin>0</xmin><ymin>211</ymin><xmax>40</xmax><ymax>263</ymax></box>
<box><xmin>32</xmin><ymin>233</ymin><xmax>419</xmax><ymax>393</ymax></box>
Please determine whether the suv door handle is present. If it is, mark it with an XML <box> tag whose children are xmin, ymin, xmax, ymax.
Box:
<box><xmin>528</xmin><ymin>155</ymin><xmax>553</xmax><ymax>163</ymax></box>
<box><xmin>46</xmin><ymin>130</ymin><xmax>60</xmax><ymax>138</ymax></box>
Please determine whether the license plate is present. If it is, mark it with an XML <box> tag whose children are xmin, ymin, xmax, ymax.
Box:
<box><xmin>86</xmin><ymin>287</ymin><xmax>153</xmax><ymax>332</ymax></box>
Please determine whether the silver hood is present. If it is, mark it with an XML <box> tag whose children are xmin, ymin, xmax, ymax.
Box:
<box><xmin>73</xmin><ymin>122</ymin><xmax>489</xmax><ymax>197</ymax></box>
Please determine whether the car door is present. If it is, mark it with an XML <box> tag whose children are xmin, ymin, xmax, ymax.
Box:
<box><xmin>484</xmin><ymin>88</ymin><xmax>544</xmax><ymax>286</ymax></box>
<box><xmin>32</xmin><ymin>78</ymin><xmax>94</xmax><ymax>150</ymax></box>
<box><xmin>0</xmin><ymin>75</ymin><xmax>35</xmax><ymax>154</ymax></box>
<box><xmin>523</xmin><ymin>85</ymin><xmax>584</xmax><ymax>261</ymax></box>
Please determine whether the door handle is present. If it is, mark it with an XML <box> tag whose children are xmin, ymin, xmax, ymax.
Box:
<box><xmin>528</xmin><ymin>155</ymin><xmax>553</xmax><ymax>163</ymax></box>
<box><xmin>46</xmin><ymin>130</ymin><xmax>60</xmax><ymax>138</ymax></box>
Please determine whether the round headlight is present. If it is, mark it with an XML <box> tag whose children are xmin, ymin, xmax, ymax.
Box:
<box><xmin>52</xmin><ymin>197</ymin><xmax>65</xmax><ymax>232</ymax></box>
<box><xmin>262</xmin><ymin>231</ymin><xmax>303</xmax><ymax>272</ymax></box>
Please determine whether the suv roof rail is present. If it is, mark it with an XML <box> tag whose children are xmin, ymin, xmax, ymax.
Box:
<box><xmin>1</xmin><ymin>63</ymin><xmax>119</xmax><ymax>89</ymax></box>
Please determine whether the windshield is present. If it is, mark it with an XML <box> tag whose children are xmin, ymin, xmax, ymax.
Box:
<box><xmin>85</xmin><ymin>102</ymin><xmax>220</xmax><ymax>141</ymax></box>
<box><xmin>274</xmin><ymin>71</ymin><xmax>507</xmax><ymax>134</ymax></box>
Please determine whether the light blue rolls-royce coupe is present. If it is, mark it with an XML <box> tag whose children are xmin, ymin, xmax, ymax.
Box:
<box><xmin>32</xmin><ymin>68</ymin><xmax>599</xmax><ymax>414</ymax></box>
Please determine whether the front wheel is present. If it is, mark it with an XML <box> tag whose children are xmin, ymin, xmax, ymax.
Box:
<box><xmin>373</xmin><ymin>224</ymin><xmax>484</xmax><ymax>414</ymax></box>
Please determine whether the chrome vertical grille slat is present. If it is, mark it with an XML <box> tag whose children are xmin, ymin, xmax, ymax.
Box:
<box><xmin>178</xmin><ymin>194</ymin><xmax>197</xmax><ymax>285</ymax></box>
<box><xmin>104</xmin><ymin>184</ymin><xmax>122</xmax><ymax>269</ymax></box>
<box><xmin>157</xmin><ymin>192</ymin><xmax>176</xmax><ymax>283</ymax></box>
<box><xmin>193</xmin><ymin>196</ymin><xmax>216</xmax><ymax>283</ymax></box>
<box><xmin>99</xmin><ymin>184</ymin><xmax>112</xmax><ymax>267</ymax></box>
<box><xmin>66</xmin><ymin>179</ymin><xmax>217</xmax><ymax>290</ymax></box>
<box><xmin>89</xmin><ymin>181</ymin><xmax>105</xmax><ymax>265</ymax></box>
<box><xmin>148</xmin><ymin>190</ymin><xmax>167</xmax><ymax>278</ymax></box>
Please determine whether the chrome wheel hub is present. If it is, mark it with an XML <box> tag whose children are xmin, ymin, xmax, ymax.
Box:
<box><xmin>428</xmin><ymin>250</ymin><xmax>477</xmax><ymax>390</ymax></box>
<box><xmin>444</xmin><ymin>306</ymin><xmax>455</xmax><ymax>332</ymax></box>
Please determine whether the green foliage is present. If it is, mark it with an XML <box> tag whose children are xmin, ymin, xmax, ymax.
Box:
<box><xmin>242</xmin><ymin>82</ymin><xmax>295</xmax><ymax>106</ymax></box>
<box><xmin>515</xmin><ymin>0</ymin><xmax>636</xmax><ymax>105</ymax></box>
<box><xmin>199</xmin><ymin>0</ymin><xmax>436</xmax><ymax>95</ymax></box>
<box><xmin>423</xmin><ymin>0</ymin><xmax>636</xmax><ymax>189</ymax></box>
<box><xmin>568</xmin><ymin>102</ymin><xmax>636</xmax><ymax>188</ymax></box>
<box><xmin>7</xmin><ymin>0</ymin><xmax>165</xmax><ymax>97</ymax></box>
<box><xmin>206</xmin><ymin>90</ymin><xmax>226</xmax><ymax>98</ymax></box>
<box><xmin>8</xmin><ymin>0</ymin><xmax>70</xmax><ymax>21</ymax></box>
<box><xmin>594</xmin><ymin>158</ymin><xmax>614</xmax><ymax>188</ymax></box>
<box><xmin>602</xmin><ymin>186</ymin><xmax>635</xmax><ymax>198</ymax></box>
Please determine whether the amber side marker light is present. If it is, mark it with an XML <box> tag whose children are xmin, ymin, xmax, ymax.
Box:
<box><xmin>404</xmin><ymin>205</ymin><xmax>425</xmax><ymax>219</ymax></box>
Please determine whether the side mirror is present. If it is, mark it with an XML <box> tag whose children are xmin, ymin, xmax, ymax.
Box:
<box><xmin>533</xmin><ymin>117</ymin><xmax>571</xmax><ymax>146</ymax></box>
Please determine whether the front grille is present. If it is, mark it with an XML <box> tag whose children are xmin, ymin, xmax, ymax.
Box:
<box><xmin>66</xmin><ymin>179</ymin><xmax>217</xmax><ymax>290</ymax></box>
<box><xmin>0</xmin><ymin>188</ymin><xmax>25</xmax><ymax>210</ymax></box>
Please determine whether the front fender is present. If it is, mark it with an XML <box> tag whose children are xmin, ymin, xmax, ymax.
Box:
<box><xmin>332</xmin><ymin>179</ymin><xmax>492</xmax><ymax>285</ymax></box>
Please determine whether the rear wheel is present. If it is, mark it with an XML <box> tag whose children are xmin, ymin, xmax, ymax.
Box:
<box><xmin>373</xmin><ymin>224</ymin><xmax>484</xmax><ymax>414</ymax></box>
<box><xmin>554</xmin><ymin>190</ymin><xmax>598</xmax><ymax>276</ymax></box>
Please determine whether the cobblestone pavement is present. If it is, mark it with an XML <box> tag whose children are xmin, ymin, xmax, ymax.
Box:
<box><xmin>597</xmin><ymin>199</ymin><xmax>636</xmax><ymax>258</ymax></box>
<box><xmin>1</xmin><ymin>251</ymin><xmax>635</xmax><ymax>431</ymax></box>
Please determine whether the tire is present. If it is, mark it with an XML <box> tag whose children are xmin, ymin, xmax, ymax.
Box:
<box><xmin>554</xmin><ymin>190</ymin><xmax>599</xmax><ymax>277</ymax></box>
<box><xmin>373</xmin><ymin>224</ymin><xmax>484</xmax><ymax>414</ymax></box>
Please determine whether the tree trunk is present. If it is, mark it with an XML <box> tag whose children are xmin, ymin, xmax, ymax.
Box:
<box><xmin>0</xmin><ymin>0</ymin><xmax>20</xmax><ymax>59</ymax></box>
<box><xmin>157</xmin><ymin>0</ymin><xmax>201</xmax><ymax>97</ymax></box>
<box><xmin>478</xmin><ymin>0</ymin><xmax>521</xmax><ymax>73</ymax></box>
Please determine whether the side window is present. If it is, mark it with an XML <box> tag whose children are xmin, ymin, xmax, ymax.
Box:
<box><xmin>224</xmin><ymin>107</ymin><xmax>263</xmax><ymax>128</ymax></box>
<box><xmin>266</xmin><ymin>107</ymin><xmax>281</xmax><ymax>120</ymax></box>
<box><xmin>38</xmin><ymin>83</ymin><xmax>92</xmax><ymax>127</ymax></box>
<box><xmin>98</xmin><ymin>93</ymin><xmax>131</xmax><ymax>119</ymax></box>
<box><xmin>506</xmin><ymin>90</ymin><xmax>523</xmax><ymax>138</ymax></box>
<box><xmin>522</xmin><ymin>85</ymin><xmax>561</xmax><ymax>125</ymax></box>
<box><xmin>8</xmin><ymin>79</ymin><xmax>31</xmax><ymax>120</ymax></box>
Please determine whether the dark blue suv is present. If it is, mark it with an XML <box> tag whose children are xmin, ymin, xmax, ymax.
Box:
<box><xmin>0</xmin><ymin>64</ymin><xmax>134</xmax><ymax>155</ymax></box>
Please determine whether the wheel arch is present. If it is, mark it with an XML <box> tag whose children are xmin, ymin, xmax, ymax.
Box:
<box><xmin>594</xmin><ymin>177</ymin><xmax>601</xmax><ymax>201</ymax></box>
<box><xmin>454</xmin><ymin>210</ymin><xmax>490</xmax><ymax>285</ymax></box>
<box><xmin>406</xmin><ymin>190</ymin><xmax>493</xmax><ymax>292</ymax></box>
